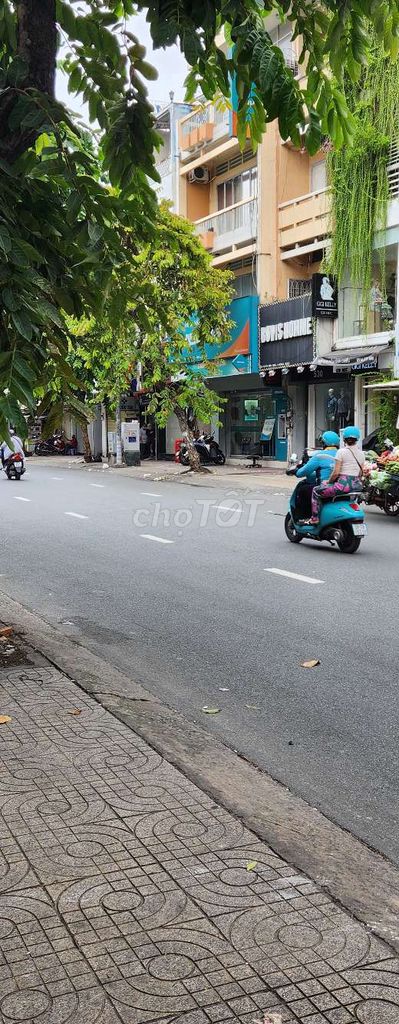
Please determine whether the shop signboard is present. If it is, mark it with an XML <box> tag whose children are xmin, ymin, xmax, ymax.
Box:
<box><xmin>260</xmin><ymin>417</ymin><xmax>275</xmax><ymax>440</ymax></box>
<box><xmin>312</xmin><ymin>274</ymin><xmax>338</xmax><ymax>318</ymax></box>
<box><xmin>259</xmin><ymin>295</ymin><xmax>314</xmax><ymax>368</ymax></box>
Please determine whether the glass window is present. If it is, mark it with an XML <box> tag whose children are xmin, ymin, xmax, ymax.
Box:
<box><xmin>217</xmin><ymin>183</ymin><xmax>224</xmax><ymax>210</ymax></box>
<box><xmin>314</xmin><ymin>381</ymin><xmax>354</xmax><ymax>445</ymax></box>
<box><xmin>230</xmin><ymin>394</ymin><xmax>277</xmax><ymax>456</ymax></box>
<box><xmin>216</xmin><ymin>169</ymin><xmax>257</xmax><ymax>211</ymax></box>
<box><xmin>310</xmin><ymin>160</ymin><xmax>327</xmax><ymax>193</ymax></box>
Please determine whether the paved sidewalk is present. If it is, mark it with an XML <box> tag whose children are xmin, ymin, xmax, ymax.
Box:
<box><xmin>1</xmin><ymin>658</ymin><xmax>398</xmax><ymax>1024</ymax></box>
<box><xmin>27</xmin><ymin>456</ymin><xmax>292</xmax><ymax>491</ymax></box>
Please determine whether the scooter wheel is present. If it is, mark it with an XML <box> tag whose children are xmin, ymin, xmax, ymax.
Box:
<box><xmin>336</xmin><ymin>527</ymin><xmax>361</xmax><ymax>554</ymax></box>
<box><xmin>215</xmin><ymin>452</ymin><xmax>225</xmax><ymax>465</ymax></box>
<box><xmin>284</xmin><ymin>513</ymin><xmax>303</xmax><ymax>543</ymax></box>
<box><xmin>179</xmin><ymin>452</ymin><xmax>190</xmax><ymax>466</ymax></box>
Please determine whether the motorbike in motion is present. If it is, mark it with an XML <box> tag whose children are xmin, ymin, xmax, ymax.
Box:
<box><xmin>285</xmin><ymin>452</ymin><xmax>367</xmax><ymax>554</ymax></box>
<box><xmin>179</xmin><ymin>433</ymin><xmax>226</xmax><ymax>466</ymax></box>
<box><xmin>4</xmin><ymin>452</ymin><xmax>25</xmax><ymax>481</ymax></box>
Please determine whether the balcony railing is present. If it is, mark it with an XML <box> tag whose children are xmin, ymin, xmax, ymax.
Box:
<box><xmin>179</xmin><ymin>101</ymin><xmax>230</xmax><ymax>152</ymax></box>
<box><xmin>279</xmin><ymin>188</ymin><xmax>330</xmax><ymax>252</ymax></box>
<box><xmin>388</xmin><ymin>141</ymin><xmax>399</xmax><ymax>198</ymax></box>
<box><xmin>195</xmin><ymin>197</ymin><xmax>257</xmax><ymax>253</ymax></box>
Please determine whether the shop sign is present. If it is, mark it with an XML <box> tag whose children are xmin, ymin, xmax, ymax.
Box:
<box><xmin>259</xmin><ymin>295</ymin><xmax>314</xmax><ymax>369</ymax></box>
<box><xmin>312</xmin><ymin>274</ymin><xmax>338</xmax><ymax>319</ymax></box>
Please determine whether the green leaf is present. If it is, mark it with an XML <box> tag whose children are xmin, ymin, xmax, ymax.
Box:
<box><xmin>11</xmin><ymin>310</ymin><xmax>33</xmax><ymax>341</ymax></box>
<box><xmin>0</xmin><ymin>225</ymin><xmax>12</xmax><ymax>254</ymax></box>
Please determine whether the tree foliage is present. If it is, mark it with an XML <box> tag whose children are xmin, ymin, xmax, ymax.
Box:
<box><xmin>327</xmin><ymin>39</ymin><xmax>399</xmax><ymax>312</ymax></box>
<box><xmin>46</xmin><ymin>206</ymin><xmax>233</xmax><ymax>465</ymax></box>
<box><xmin>1</xmin><ymin>0</ymin><xmax>399</xmax><ymax>438</ymax></box>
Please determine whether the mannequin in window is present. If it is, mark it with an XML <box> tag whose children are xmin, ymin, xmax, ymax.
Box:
<box><xmin>326</xmin><ymin>388</ymin><xmax>337</xmax><ymax>427</ymax></box>
<box><xmin>337</xmin><ymin>389</ymin><xmax>350</xmax><ymax>428</ymax></box>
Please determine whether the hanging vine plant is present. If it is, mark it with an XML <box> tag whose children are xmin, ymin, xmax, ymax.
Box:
<box><xmin>326</xmin><ymin>43</ymin><xmax>399</xmax><ymax>319</ymax></box>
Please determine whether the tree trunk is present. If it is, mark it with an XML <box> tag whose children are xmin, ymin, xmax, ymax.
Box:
<box><xmin>17</xmin><ymin>0</ymin><xmax>57</xmax><ymax>95</ymax></box>
<box><xmin>174</xmin><ymin>406</ymin><xmax>202</xmax><ymax>472</ymax></box>
<box><xmin>0</xmin><ymin>0</ymin><xmax>57</xmax><ymax>163</ymax></box>
<box><xmin>79</xmin><ymin>419</ymin><xmax>92</xmax><ymax>463</ymax></box>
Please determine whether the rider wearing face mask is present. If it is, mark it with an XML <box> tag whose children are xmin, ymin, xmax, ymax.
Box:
<box><xmin>295</xmin><ymin>431</ymin><xmax>340</xmax><ymax>520</ymax></box>
<box><xmin>308</xmin><ymin>425</ymin><xmax>365</xmax><ymax>524</ymax></box>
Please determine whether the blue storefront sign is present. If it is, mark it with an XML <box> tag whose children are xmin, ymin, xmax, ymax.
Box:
<box><xmin>188</xmin><ymin>295</ymin><xmax>259</xmax><ymax>377</ymax></box>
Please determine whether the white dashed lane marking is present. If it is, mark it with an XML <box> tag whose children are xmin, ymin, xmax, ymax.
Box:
<box><xmin>64</xmin><ymin>512</ymin><xmax>89</xmax><ymax>520</ymax></box>
<box><xmin>140</xmin><ymin>492</ymin><xmax>162</xmax><ymax>497</ymax></box>
<box><xmin>264</xmin><ymin>568</ymin><xmax>324</xmax><ymax>585</ymax></box>
<box><xmin>89</xmin><ymin>484</ymin><xmax>105</xmax><ymax>488</ymax></box>
<box><xmin>140</xmin><ymin>534</ymin><xmax>174</xmax><ymax>545</ymax></box>
<box><xmin>13</xmin><ymin>496</ymin><xmax>31</xmax><ymax>502</ymax></box>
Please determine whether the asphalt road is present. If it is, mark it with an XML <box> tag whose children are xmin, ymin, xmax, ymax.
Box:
<box><xmin>1</xmin><ymin>462</ymin><xmax>398</xmax><ymax>865</ymax></box>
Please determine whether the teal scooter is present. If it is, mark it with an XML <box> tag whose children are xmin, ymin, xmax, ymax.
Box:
<box><xmin>285</xmin><ymin>455</ymin><xmax>367</xmax><ymax>554</ymax></box>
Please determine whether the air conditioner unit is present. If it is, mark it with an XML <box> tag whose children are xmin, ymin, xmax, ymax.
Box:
<box><xmin>188</xmin><ymin>166</ymin><xmax>210</xmax><ymax>184</ymax></box>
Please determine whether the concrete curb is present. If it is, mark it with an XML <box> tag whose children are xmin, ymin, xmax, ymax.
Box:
<box><xmin>2</xmin><ymin>589</ymin><xmax>398</xmax><ymax>954</ymax></box>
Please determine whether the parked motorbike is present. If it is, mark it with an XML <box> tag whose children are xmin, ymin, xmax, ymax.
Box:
<box><xmin>179</xmin><ymin>433</ymin><xmax>226</xmax><ymax>466</ymax></box>
<box><xmin>285</xmin><ymin>454</ymin><xmax>367</xmax><ymax>554</ymax></box>
<box><xmin>363</xmin><ymin>474</ymin><xmax>399</xmax><ymax>516</ymax></box>
<box><xmin>4</xmin><ymin>452</ymin><xmax>25</xmax><ymax>480</ymax></box>
<box><xmin>34</xmin><ymin>434</ymin><xmax>66</xmax><ymax>456</ymax></box>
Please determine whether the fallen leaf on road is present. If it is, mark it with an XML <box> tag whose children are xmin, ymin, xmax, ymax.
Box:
<box><xmin>202</xmin><ymin>707</ymin><xmax>220</xmax><ymax>715</ymax></box>
<box><xmin>246</xmin><ymin>860</ymin><xmax>258</xmax><ymax>871</ymax></box>
<box><xmin>0</xmin><ymin>715</ymin><xmax>12</xmax><ymax>724</ymax></box>
<box><xmin>301</xmin><ymin>659</ymin><xmax>320</xmax><ymax>668</ymax></box>
<box><xmin>67</xmin><ymin>709</ymin><xmax>82</xmax><ymax>716</ymax></box>
<box><xmin>0</xmin><ymin>627</ymin><xmax>13</xmax><ymax>637</ymax></box>
<box><xmin>245</xmin><ymin>704</ymin><xmax>260</xmax><ymax>710</ymax></box>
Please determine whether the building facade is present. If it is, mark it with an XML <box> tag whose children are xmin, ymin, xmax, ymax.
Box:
<box><xmin>169</xmin><ymin>25</ymin><xmax>399</xmax><ymax>461</ymax></box>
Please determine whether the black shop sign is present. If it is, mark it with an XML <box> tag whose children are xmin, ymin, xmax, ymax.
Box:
<box><xmin>312</xmin><ymin>273</ymin><xmax>338</xmax><ymax>319</ymax></box>
<box><xmin>259</xmin><ymin>295</ymin><xmax>314</xmax><ymax>369</ymax></box>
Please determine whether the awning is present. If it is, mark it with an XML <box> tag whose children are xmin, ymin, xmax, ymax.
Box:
<box><xmin>363</xmin><ymin>380</ymin><xmax>399</xmax><ymax>390</ymax></box>
<box><xmin>314</xmin><ymin>351</ymin><xmax>383</xmax><ymax>369</ymax></box>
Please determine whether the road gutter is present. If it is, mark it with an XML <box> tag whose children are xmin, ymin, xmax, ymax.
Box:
<box><xmin>1</xmin><ymin>588</ymin><xmax>399</xmax><ymax>954</ymax></box>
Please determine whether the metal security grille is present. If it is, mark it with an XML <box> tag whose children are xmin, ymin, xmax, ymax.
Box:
<box><xmin>288</xmin><ymin>279</ymin><xmax>312</xmax><ymax>299</ymax></box>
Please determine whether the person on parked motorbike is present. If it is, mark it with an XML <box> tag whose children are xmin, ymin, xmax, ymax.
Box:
<box><xmin>0</xmin><ymin>428</ymin><xmax>25</xmax><ymax>469</ymax></box>
<box><xmin>308</xmin><ymin>425</ymin><xmax>365</xmax><ymax>524</ymax></box>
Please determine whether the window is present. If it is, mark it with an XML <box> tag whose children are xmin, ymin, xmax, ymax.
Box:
<box><xmin>310</xmin><ymin>159</ymin><xmax>327</xmax><ymax>193</ymax></box>
<box><xmin>217</xmin><ymin>168</ymin><xmax>257</xmax><ymax>210</ymax></box>
<box><xmin>232</xmin><ymin>273</ymin><xmax>257</xmax><ymax>299</ymax></box>
<box><xmin>270</xmin><ymin>22</ymin><xmax>297</xmax><ymax>73</ymax></box>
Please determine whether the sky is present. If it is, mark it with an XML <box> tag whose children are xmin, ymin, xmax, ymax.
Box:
<box><xmin>56</xmin><ymin>11</ymin><xmax>188</xmax><ymax>117</ymax></box>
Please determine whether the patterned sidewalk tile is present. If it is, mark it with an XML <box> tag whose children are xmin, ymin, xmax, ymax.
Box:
<box><xmin>0</xmin><ymin>666</ymin><xmax>398</xmax><ymax>1024</ymax></box>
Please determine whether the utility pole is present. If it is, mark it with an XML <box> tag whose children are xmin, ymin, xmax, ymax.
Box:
<box><xmin>115</xmin><ymin>398</ymin><xmax>123</xmax><ymax>467</ymax></box>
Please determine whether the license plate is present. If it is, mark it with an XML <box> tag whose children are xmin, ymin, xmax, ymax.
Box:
<box><xmin>353</xmin><ymin>523</ymin><xmax>367</xmax><ymax>536</ymax></box>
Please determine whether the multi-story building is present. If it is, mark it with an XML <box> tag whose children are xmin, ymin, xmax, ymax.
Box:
<box><xmin>172</xmin><ymin>29</ymin><xmax>399</xmax><ymax>461</ymax></box>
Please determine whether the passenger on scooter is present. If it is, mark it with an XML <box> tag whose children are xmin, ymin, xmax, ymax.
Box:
<box><xmin>295</xmin><ymin>432</ymin><xmax>340</xmax><ymax>521</ymax></box>
<box><xmin>309</xmin><ymin>425</ymin><xmax>365</xmax><ymax>525</ymax></box>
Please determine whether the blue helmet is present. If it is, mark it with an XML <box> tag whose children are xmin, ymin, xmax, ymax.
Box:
<box><xmin>342</xmin><ymin>425</ymin><xmax>361</xmax><ymax>441</ymax></box>
<box><xmin>321</xmin><ymin>430</ymin><xmax>340</xmax><ymax>447</ymax></box>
